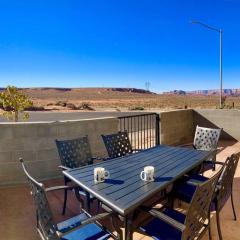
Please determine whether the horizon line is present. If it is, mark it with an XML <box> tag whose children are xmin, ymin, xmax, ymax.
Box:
<box><xmin>1</xmin><ymin>86</ymin><xmax>240</xmax><ymax>94</ymax></box>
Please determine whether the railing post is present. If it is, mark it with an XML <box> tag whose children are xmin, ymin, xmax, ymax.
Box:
<box><xmin>119</xmin><ymin>113</ymin><xmax>160</xmax><ymax>149</ymax></box>
<box><xmin>155</xmin><ymin>113</ymin><xmax>160</xmax><ymax>145</ymax></box>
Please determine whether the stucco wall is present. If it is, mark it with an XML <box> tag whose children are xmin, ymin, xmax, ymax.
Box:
<box><xmin>160</xmin><ymin>109</ymin><xmax>194</xmax><ymax>145</ymax></box>
<box><xmin>193</xmin><ymin>109</ymin><xmax>240</xmax><ymax>141</ymax></box>
<box><xmin>0</xmin><ymin>118</ymin><xmax>119</xmax><ymax>185</ymax></box>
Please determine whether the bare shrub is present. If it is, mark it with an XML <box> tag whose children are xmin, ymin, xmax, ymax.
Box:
<box><xmin>25</xmin><ymin>105</ymin><xmax>45</xmax><ymax>111</ymax></box>
<box><xmin>129</xmin><ymin>106</ymin><xmax>145</xmax><ymax>111</ymax></box>
<box><xmin>79</xmin><ymin>102</ymin><xmax>95</xmax><ymax>111</ymax></box>
<box><xmin>55</xmin><ymin>101</ymin><xmax>67</xmax><ymax>107</ymax></box>
<box><xmin>66</xmin><ymin>103</ymin><xmax>78</xmax><ymax>110</ymax></box>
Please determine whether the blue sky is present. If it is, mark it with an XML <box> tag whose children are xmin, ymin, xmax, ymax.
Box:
<box><xmin>0</xmin><ymin>0</ymin><xmax>239</xmax><ymax>93</ymax></box>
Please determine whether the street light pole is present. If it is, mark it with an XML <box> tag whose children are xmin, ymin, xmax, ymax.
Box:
<box><xmin>220</xmin><ymin>29</ymin><xmax>223</xmax><ymax>108</ymax></box>
<box><xmin>191</xmin><ymin>20</ymin><xmax>223</xmax><ymax>108</ymax></box>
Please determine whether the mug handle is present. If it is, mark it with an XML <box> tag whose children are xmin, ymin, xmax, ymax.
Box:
<box><xmin>140</xmin><ymin>171</ymin><xmax>146</xmax><ymax>181</ymax></box>
<box><xmin>104</xmin><ymin>170</ymin><xmax>110</xmax><ymax>179</ymax></box>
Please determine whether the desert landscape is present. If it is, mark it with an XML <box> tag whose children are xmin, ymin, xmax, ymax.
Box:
<box><xmin>1</xmin><ymin>87</ymin><xmax>239</xmax><ymax>112</ymax></box>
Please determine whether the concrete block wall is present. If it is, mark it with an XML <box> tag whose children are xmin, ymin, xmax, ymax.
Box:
<box><xmin>0</xmin><ymin>117</ymin><xmax>119</xmax><ymax>185</ymax></box>
<box><xmin>193</xmin><ymin>109</ymin><xmax>240</xmax><ymax>141</ymax></box>
<box><xmin>160</xmin><ymin>109</ymin><xmax>194</xmax><ymax>145</ymax></box>
<box><xmin>1</xmin><ymin>109</ymin><xmax>239</xmax><ymax>185</ymax></box>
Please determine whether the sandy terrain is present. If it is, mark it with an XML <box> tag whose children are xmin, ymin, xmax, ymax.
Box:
<box><xmin>1</xmin><ymin>88</ymin><xmax>240</xmax><ymax>111</ymax></box>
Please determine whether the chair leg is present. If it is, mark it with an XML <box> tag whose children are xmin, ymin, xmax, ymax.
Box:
<box><xmin>208</xmin><ymin>212</ymin><xmax>212</xmax><ymax>240</ymax></box>
<box><xmin>62</xmin><ymin>188</ymin><xmax>68</xmax><ymax>215</ymax></box>
<box><xmin>208</xmin><ymin>227</ymin><xmax>212</xmax><ymax>240</ymax></box>
<box><xmin>166</xmin><ymin>195</ymin><xmax>174</xmax><ymax>208</ymax></box>
<box><xmin>74</xmin><ymin>188</ymin><xmax>84</xmax><ymax>212</ymax></box>
<box><xmin>97</xmin><ymin>200</ymin><xmax>101</xmax><ymax>213</ymax></box>
<box><xmin>231</xmin><ymin>190</ymin><xmax>237</xmax><ymax>221</ymax></box>
<box><xmin>62</xmin><ymin>176</ymin><xmax>70</xmax><ymax>215</ymax></box>
<box><xmin>216</xmin><ymin>210</ymin><xmax>223</xmax><ymax>240</ymax></box>
<box><xmin>212</xmin><ymin>155</ymin><xmax>216</xmax><ymax>171</ymax></box>
<box><xmin>85</xmin><ymin>192</ymin><xmax>91</xmax><ymax>212</ymax></box>
<box><xmin>212</xmin><ymin>162</ymin><xmax>216</xmax><ymax>171</ymax></box>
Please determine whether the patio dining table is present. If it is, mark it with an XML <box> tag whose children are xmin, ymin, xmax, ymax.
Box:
<box><xmin>63</xmin><ymin>144</ymin><xmax>213</xmax><ymax>240</ymax></box>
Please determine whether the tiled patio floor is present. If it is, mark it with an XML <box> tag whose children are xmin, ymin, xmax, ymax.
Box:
<box><xmin>0</xmin><ymin>140</ymin><xmax>240</xmax><ymax>240</ymax></box>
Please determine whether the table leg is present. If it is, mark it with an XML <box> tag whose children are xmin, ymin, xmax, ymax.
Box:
<box><xmin>124</xmin><ymin>217</ymin><xmax>133</xmax><ymax>240</ymax></box>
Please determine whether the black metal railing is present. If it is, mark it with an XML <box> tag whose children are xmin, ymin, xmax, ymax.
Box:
<box><xmin>118</xmin><ymin>113</ymin><xmax>160</xmax><ymax>150</ymax></box>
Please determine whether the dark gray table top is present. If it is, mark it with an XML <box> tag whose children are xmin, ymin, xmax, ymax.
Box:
<box><xmin>63</xmin><ymin>145</ymin><xmax>212</xmax><ymax>216</ymax></box>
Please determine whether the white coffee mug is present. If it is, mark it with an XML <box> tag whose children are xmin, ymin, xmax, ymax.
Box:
<box><xmin>94</xmin><ymin>167</ymin><xmax>110</xmax><ymax>183</ymax></box>
<box><xmin>140</xmin><ymin>166</ymin><xmax>155</xmax><ymax>182</ymax></box>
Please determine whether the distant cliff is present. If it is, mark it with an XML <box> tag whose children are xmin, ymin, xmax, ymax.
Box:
<box><xmin>163</xmin><ymin>88</ymin><xmax>240</xmax><ymax>96</ymax></box>
<box><xmin>0</xmin><ymin>87</ymin><xmax>155</xmax><ymax>94</ymax></box>
<box><xmin>1</xmin><ymin>87</ymin><xmax>239</xmax><ymax>96</ymax></box>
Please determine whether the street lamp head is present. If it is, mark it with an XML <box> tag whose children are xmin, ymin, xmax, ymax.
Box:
<box><xmin>190</xmin><ymin>20</ymin><xmax>221</xmax><ymax>32</ymax></box>
<box><xmin>189</xmin><ymin>19</ymin><xmax>223</xmax><ymax>109</ymax></box>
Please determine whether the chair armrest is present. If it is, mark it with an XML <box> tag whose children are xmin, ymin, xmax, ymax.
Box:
<box><xmin>140</xmin><ymin>207</ymin><xmax>185</xmax><ymax>232</ymax></box>
<box><xmin>57</xmin><ymin>211</ymin><xmax>113</xmax><ymax>237</ymax></box>
<box><xmin>203</xmin><ymin>160</ymin><xmax>224</xmax><ymax>166</ymax></box>
<box><xmin>45</xmin><ymin>185</ymin><xmax>72</xmax><ymax>192</ymax></box>
<box><xmin>214</xmin><ymin>161</ymin><xmax>224</xmax><ymax>166</ymax></box>
<box><xmin>58</xmin><ymin>165</ymin><xmax>71</xmax><ymax>171</ymax></box>
<box><xmin>215</xmin><ymin>183</ymin><xmax>222</xmax><ymax>192</ymax></box>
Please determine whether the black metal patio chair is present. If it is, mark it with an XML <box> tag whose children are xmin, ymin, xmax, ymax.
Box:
<box><xmin>172</xmin><ymin>152</ymin><xmax>240</xmax><ymax>240</ymax></box>
<box><xmin>101</xmin><ymin>131</ymin><xmax>140</xmax><ymax>159</ymax></box>
<box><xmin>19</xmin><ymin>158</ymin><xmax>115</xmax><ymax>240</ymax></box>
<box><xmin>138</xmin><ymin>164</ymin><xmax>223</xmax><ymax>240</ymax></box>
<box><xmin>184</xmin><ymin>125</ymin><xmax>222</xmax><ymax>173</ymax></box>
<box><xmin>56</xmin><ymin>136</ymin><xmax>98</xmax><ymax>214</ymax></box>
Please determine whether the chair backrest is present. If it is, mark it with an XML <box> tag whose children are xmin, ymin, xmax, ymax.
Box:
<box><xmin>101</xmin><ymin>131</ymin><xmax>133</xmax><ymax>159</ymax></box>
<box><xmin>216</xmin><ymin>152</ymin><xmax>240</xmax><ymax>211</ymax></box>
<box><xmin>56</xmin><ymin>136</ymin><xmax>93</xmax><ymax>169</ymax></box>
<box><xmin>183</xmin><ymin>165</ymin><xmax>223</xmax><ymax>240</ymax></box>
<box><xmin>193</xmin><ymin>125</ymin><xmax>222</xmax><ymax>151</ymax></box>
<box><xmin>20</xmin><ymin>159</ymin><xmax>59</xmax><ymax>240</ymax></box>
